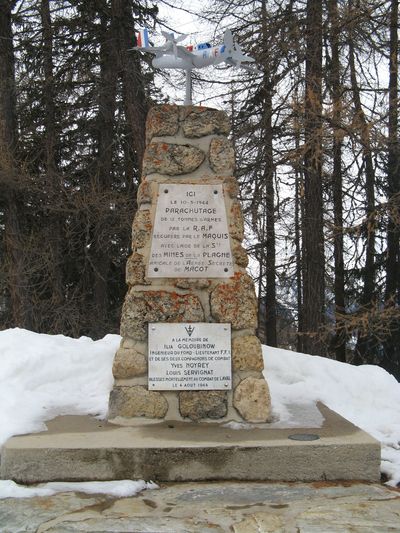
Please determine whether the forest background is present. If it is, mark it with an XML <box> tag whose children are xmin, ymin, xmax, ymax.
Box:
<box><xmin>0</xmin><ymin>0</ymin><xmax>399</xmax><ymax>379</ymax></box>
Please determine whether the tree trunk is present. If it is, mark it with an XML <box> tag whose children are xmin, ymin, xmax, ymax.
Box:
<box><xmin>293</xmin><ymin>89</ymin><xmax>304</xmax><ymax>353</ymax></box>
<box><xmin>261</xmin><ymin>0</ymin><xmax>277</xmax><ymax>347</ymax></box>
<box><xmin>256</xmin><ymin>216</ymin><xmax>266</xmax><ymax>344</ymax></box>
<box><xmin>40</xmin><ymin>0</ymin><xmax>57</xmax><ymax>177</ymax></box>
<box><xmin>40</xmin><ymin>0</ymin><xmax>65</xmax><ymax>320</ymax></box>
<box><xmin>328</xmin><ymin>0</ymin><xmax>346</xmax><ymax>362</ymax></box>
<box><xmin>0</xmin><ymin>0</ymin><xmax>33</xmax><ymax>328</ymax></box>
<box><xmin>302</xmin><ymin>0</ymin><xmax>325</xmax><ymax>355</ymax></box>
<box><xmin>114</xmin><ymin>0</ymin><xmax>148</xmax><ymax>172</ymax></box>
<box><xmin>90</xmin><ymin>1</ymin><xmax>119</xmax><ymax>336</ymax></box>
<box><xmin>385</xmin><ymin>0</ymin><xmax>399</xmax><ymax>304</ymax></box>
<box><xmin>348</xmin><ymin>11</ymin><xmax>376</xmax><ymax>364</ymax></box>
<box><xmin>383</xmin><ymin>0</ymin><xmax>400</xmax><ymax>378</ymax></box>
<box><xmin>295</xmin><ymin>165</ymin><xmax>304</xmax><ymax>354</ymax></box>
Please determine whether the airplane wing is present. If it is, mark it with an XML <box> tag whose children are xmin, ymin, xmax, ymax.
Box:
<box><xmin>175</xmin><ymin>45</ymin><xmax>196</xmax><ymax>60</ymax></box>
<box><xmin>130</xmin><ymin>45</ymin><xmax>166</xmax><ymax>55</ymax></box>
<box><xmin>134</xmin><ymin>44</ymin><xmax>195</xmax><ymax>62</ymax></box>
<box><xmin>225</xmin><ymin>58</ymin><xmax>260</xmax><ymax>74</ymax></box>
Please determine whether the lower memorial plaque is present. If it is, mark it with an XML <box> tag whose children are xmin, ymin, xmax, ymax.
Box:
<box><xmin>148</xmin><ymin>323</ymin><xmax>232</xmax><ymax>390</ymax></box>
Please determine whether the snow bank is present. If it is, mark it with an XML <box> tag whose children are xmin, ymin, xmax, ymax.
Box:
<box><xmin>264</xmin><ymin>345</ymin><xmax>400</xmax><ymax>486</ymax></box>
<box><xmin>0</xmin><ymin>328</ymin><xmax>119</xmax><ymax>447</ymax></box>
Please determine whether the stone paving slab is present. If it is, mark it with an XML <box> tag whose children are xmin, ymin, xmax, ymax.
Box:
<box><xmin>1</xmin><ymin>404</ymin><xmax>381</xmax><ymax>483</ymax></box>
<box><xmin>0</xmin><ymin>481</ymin><xmax>399</xmax><ymax>532</ymax></box>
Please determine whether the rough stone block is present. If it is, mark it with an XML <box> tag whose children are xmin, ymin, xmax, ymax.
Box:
<box><xmin>146</xmin><ymin>104</ymin><xmax>179</xmax><ymax>144</ymax></box>
<box><xmin>108</xmin><ymin>386</ymin><xmax>168</xmax><ymax>419</ymax></box>
<box><xmin>209</xmin><ymin>138</ymin><xmax>235</xmax><ymax>174</ymax></box>
<box><xmin>120</xmin><ymin>337</ymin><xmax>145</xmax><ymax>350</ymax></box>
<box><xmin>120</xmin><ymin>289</ymin><xmax>205</xmax><ymax>340</ymax></box>
<box><xmin>112</xmin><ymin>347</ymin><xmax>147</xmax><ymax>379</ymax></box>
<box><xmin>182</xmin><ymin>107</ymin><xmax>230</xmax><ymax>138</ymax></box>
<box><xmin>126</xmin><ymin>252</ymin><xmax>149</xmax><ymax>286</ymax></box>
<box><xmin>229</xmin><ymin>201</ymin><xmax>244</xmax><ymax>241</ymax></box>
<box><xmin>210</xmin><ymin>272</ymin><xmax>257</xmax><ymax>330</ymax></box>
<box><xmin>137</xmin><ymin>180</ymin><xmax>153</xmax><ymax>205</ymax></box>
<box><xmin>131</xmin><ymin>210</ymin><xmax>152</xmax><ymax>249</ymax></box>
<box><xmin>232</xmin><ymin>335</ymin><xmax>264</xmax><ymax>372</ymax></box>
<box><xmin>223</xmin><ymin>176</ymin><xmax>240</xmax><ymax>198</ymax></box>
<box><xmin>174</xmin><ymin>278</ymin><xmax>211</xmax><ymax>290</ymax></box>
<box><xmin>179</xmin><ymin>391</ymin><xmax>228</xmax><ymax>421</ymax></box>
<box><xmin>233</xmin><ymin>377</ymin><xmax>271</xmax><ymax>423</ymax></box>
<box><xmin>143</xmin><ymin>142</ymin><xmax>205</xmax><ymax>176</ymax></box>
<box><xmin>231</xmin><ymin>239</ymin><xmax>248</xmax><ymax>268</ymax></box>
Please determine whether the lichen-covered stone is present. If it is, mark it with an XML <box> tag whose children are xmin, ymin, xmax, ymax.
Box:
<box><xmin>132</xmin><ymin>210</ymin><xmax>152</xmax><ymax>249</ymax></box>
<box><xmin>223</xmin><ymin>176</ymin><xmax>240</xmax><ymax>198</ymax></box>
<box><xmin>126</xmin><ymin>252</ymin><xmax>149</xmax><ymax>286</ymax></box>
<box><xmin>120</xmin><ymin>337</ymin><xmax>145</xmax><ymax>350</ymax></box>
<box><xmin>229</xmin><ymin>201</ymin><xmax>244</xmax><ymax>241</ymax></box>
<box><xmin>143</xmin><ymin>142</ymin><xmax>205</xmax><ymax>176</ymax></box>
<box><xmin>232</xmin><ymin>335</ymin><xmax>264</xmax><ymax>371</ymax></box>
<box><xmin>231</xmin><ymin>239</ymin><xmax>248</xmax><ymax>268</ymax></box>
<box><xmin>108</xmin><ymin>386</ymin><xmax>168</xmax><ymax>419</ymax></box>
<box><xmin>182</xmin><ymin>108</ymin><xmax>230</xmax><ymax>138</ymax></box>
<box><xmin>120</xmin><ymin>289</ymin><xmax>204</xmax><ymax>340</ymax></box>
<box><xmin>174</xmin><ymin>278</ymin><xmax>211</xmax><ymax>290</ymax></box>
<box><xmin>112</xmin><ymin>347</ymin><xmax>147</xmax><ymax>379</ymax></box>
<box><xmin>210</xmin><ymin>272</ymin><xmax>257</xmax><ymax>330</ymax></box>
<box><xmin>137</xmin><ymin>180</ymin><xmax>153</xmax><ymax>205</ymax></box>
<box><xmin>209</xmin><ymin>138</ymin><xmax>235</xmax><ymax>174</ymax></box>
<box><xmin>233</xmin><ymin>377</ymin><xmax>271</xmax><ymax>423</ymax></box>
<box><xmin>146</xmin><ymin>105</ymin><xmax>179</xmax><ymax>144</ymax></box>
<box><xmin>179</xmin><ymin>391</ymin><xmax>227</xmax><ymax>421</ymax></box>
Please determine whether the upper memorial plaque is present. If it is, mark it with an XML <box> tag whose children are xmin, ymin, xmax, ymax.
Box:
<box><xmin>148</xmin><ymin>183</ymin><xmax>234</xmax><ymax>278</ymax></box>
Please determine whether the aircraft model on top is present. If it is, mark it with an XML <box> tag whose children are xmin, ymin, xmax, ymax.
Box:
<box><xmin>133</xmin><ymin>28</ymin><xmax>259</xmax><ymax>105</ymax></box>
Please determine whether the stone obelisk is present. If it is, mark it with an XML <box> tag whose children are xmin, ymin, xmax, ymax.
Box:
<box><xmin>108</xmin><ymin>105</ymin><xmax>271</xmax><ymax>424</ymax></box>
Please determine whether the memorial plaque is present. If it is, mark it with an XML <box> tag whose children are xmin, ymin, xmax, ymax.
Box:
<box><xmin>148</xmin><ymin>323</ymin><xmax>231</xmax><ymax>390</ymax></box>
<box><xmin>148</xmin><ymin>183</ymin><xmax>234</xmax><ymax>278</ymax></box>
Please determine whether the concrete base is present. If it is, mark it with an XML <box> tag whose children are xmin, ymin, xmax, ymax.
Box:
<box><xmin>1</xmin><ymin>403</ymin><xmax>380</xmax><ymax>484</ymax></box>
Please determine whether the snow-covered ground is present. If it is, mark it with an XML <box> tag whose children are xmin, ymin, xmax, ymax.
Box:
<box><xmin>0</xmin><ymin>328</ymin><xmax>399</xmax><ymax>498</ymax></box>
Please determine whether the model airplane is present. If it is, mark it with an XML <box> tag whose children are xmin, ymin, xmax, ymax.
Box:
<box><xmin>133</xmin><ymin>28</ymin><xmax>259</xmax><ymax>105</ymax></box>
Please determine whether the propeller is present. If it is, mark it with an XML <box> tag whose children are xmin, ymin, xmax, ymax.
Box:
<box><xmin>161</xmin><ymin>31</ymin><xmax>188</xmax><ymax>58</ymax></box>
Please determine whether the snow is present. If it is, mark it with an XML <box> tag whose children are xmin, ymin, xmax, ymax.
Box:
<box><xmin>0</xmin><ymin>328</ymin><xmax>399</xmax><ymax>498</ymax></box>
<box><xmin>0</xmin><ymin>328</ymin><xmax>119</xmax><ymax>446</ymax></box>
<box><xmin>263</xmin><ymin>346</ymin><xmax>400</xmax><ymax>487</ymax></box>
<box><xmin>0</xmin><ymin>479</ymin><xmax>158</xmax><ymax>499</ymax></box>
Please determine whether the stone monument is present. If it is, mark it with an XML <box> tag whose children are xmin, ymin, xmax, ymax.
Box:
<box><xmin>108</xmin><ymin>104</ymin><xmax>271</xmax><ymax>424</ymax></box>
<box><xmin>0</xmin><ymin>105</ymin><xmax>381</xmax><ymax>486</ymax></box>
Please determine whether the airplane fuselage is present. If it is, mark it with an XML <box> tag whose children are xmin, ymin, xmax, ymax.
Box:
<box><xmin>152</xmin><ymin>43</ymin><xmax>226</xmax><ymax>70</ymax></box>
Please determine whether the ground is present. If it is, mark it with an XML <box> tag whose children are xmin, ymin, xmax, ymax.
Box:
<box><xmin>1</xmin><ymin>481</ymin><xmax>400</xmax><ymax>532</ymax></box>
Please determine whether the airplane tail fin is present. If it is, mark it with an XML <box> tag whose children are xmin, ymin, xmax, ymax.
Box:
<box><xmin>223</xmin><ymin>29</ymin><xmax>234</xmax><ymax>53</ymax></box>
